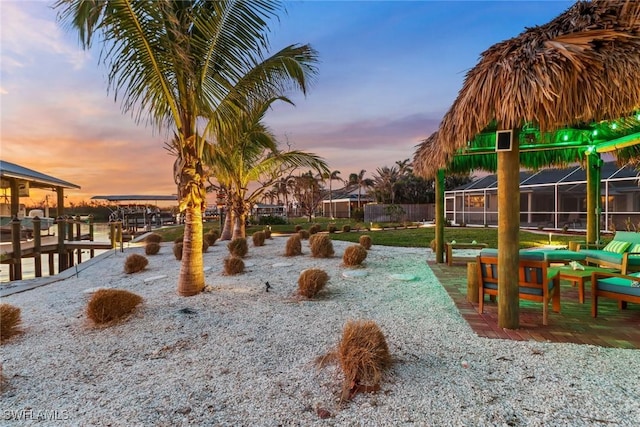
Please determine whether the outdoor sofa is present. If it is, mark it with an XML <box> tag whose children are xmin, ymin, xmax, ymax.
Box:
<box><xmin>577</xmin><ymin>231</ymin><xmax>640</xmax><ymax>274</ymax></box>
<box><xmin>590</xmin><ymin>270</ymin><xmax>640</xmax><ymax>317</ymax></box>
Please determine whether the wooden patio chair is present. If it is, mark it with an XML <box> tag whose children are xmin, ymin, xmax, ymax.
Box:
<box><xmin>477</xmin><ymin>255</ymin><xmax>561</xmax><ymax>325</ymax></box>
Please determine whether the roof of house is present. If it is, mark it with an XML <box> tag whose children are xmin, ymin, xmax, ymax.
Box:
<box><xmin>450</xmin><ymin>161</ymin><xmax>639</xmax><ymax>192</ymax></box>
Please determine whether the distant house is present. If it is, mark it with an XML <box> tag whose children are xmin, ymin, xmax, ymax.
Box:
<box><xmin>446</xmin><ymin>161</ymin><xmax>640</xmax><ymax>231</ymax></box>
<box><xmin>321</xmin><ymin>185</ymin><xmax>374</xmax><ymax>218</ymax></box>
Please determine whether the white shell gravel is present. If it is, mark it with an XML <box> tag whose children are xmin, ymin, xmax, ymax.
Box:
<box><xmin>1</xmin><ymin>237</ymin><xmax>639</xmax><ymax>426</ymax></box>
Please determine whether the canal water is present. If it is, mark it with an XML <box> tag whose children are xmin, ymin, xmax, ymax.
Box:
<box><xmin>0</xmin><ymin>223</ymin><xmax>114</xmax><ymax>283</ymax></box>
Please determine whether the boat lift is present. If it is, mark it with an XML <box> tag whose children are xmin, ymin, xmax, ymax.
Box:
<box><xmin>91</xmin><ymin>195</ymin><xmax>178</xmax><ymax>234</ymax></box>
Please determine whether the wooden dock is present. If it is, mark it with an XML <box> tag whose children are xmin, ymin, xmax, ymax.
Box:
<box><xmin>0</xmin><ymin>217</ymin><xmax>122</xmax><ymax>281</ymax></box>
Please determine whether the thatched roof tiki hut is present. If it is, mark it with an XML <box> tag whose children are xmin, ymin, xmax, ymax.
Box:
<box><xmin>414</xmin><ymin>1</ymin><xmax>640</xmax><ymax>328</ymax></box>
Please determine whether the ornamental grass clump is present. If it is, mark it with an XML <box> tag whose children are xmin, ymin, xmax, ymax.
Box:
<box><xmin>342</xmin><ymin>225</ymin><xmax>351</xmax><ymax>233</ymax></box>
<box><xmin>359</xmin><ymin>235</ymin><xmax>372</xmax><ymax>250</ymax></box>
<box><xmin>173</xmin><ymin>242</ymin><xmax>183</xmax><ymax>260</ymax></box>
<box><xmin>263</xmin><ymin>228</ymin><xmax>272</xmax><ymax>239</ymax></box>
<box><xmin>228</xmin><ymin>238</ymin><xmax>248</xmax><ymax>257</ymax></box>
<box><xmin>310</xmin><ymin>234</ymin><xmax>334</xmax><ymax>258</ymax></box>
<box><xmin>124</xmin><ymin>253</ymin><xmax>149</xmax><ymax>274</ymax></box>
<box><xmin>174</xmin><ymin>235</ymin><xmax>184</xmax><ymax>244</ymax></box>
<box><xmin>430</xmin><ymin>239</ymin><xmax>437</xmax><ymax>252</ymax></box>
<box><xmin>309</xmin><ymin>224</ymin><xmax>321</xmax><ymax>235</ymax></box>
<box><xmin>285</xmin><ymin>234</ymin><xmax>302</xmax><ymax>256</ymax></box>
<box><xmin>0</xmin><ymin>304</ymin><xmax>21</xmax><ymax>342</ymax></box>
<box><xmin>145</xmin><ymin>242</ymin><xmax>161</xmax><ymax>255</ymax></box>
<box><xmin>298</xmin><ymin>229</ymin><xmax>310</xmax><ymax>240</ymax></box>
<box><xmin>252</xmin><ymin>231</ymin><xmax>266</xmax><ymax>247</ymax></box>
<box><xmin>338</xmin><ymin>320</ymin><xmax>392</xmax><ymax>401</ymax></box>
<box><xmin>224</xmin><ymin>256</ymin><xmax>245</xmax><ymax>275</ymax></box>
<box><xmin>86</xmin><ymin>289</ymin><xmax>143</xmax><ymax>325</ymax></box>
<box><xmin>328</xmin><ymin>223</ymin><xmax>337</xmax><ymax>233</ymax></box>
<box><xmin>294</xmin><ymin>225</ymin><xmax>303</xmax><ymax>232</ymax></box>
<box><xmin>298</xmin><ymin>268</ymin><xmax>329</xmax><ymax>298</ymax></box>
<box><xmin>204</xmin><ymin>229</ymin><xmax>219</xmax><ymax>246</ymax></box>
<box><xmin>144</xmin><ymin>233</ymin><xmax>163</xmax><ymax>244</ymax></box>
<box><xmin>343</xmin><ymin>245</ymin><xmax>367</xmax><ymax>266</ymax></box>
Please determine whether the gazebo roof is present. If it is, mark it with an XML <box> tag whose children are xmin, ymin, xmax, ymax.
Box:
<box><xmin>0</xmin><ymin>160</ymin><xmax>80</xmax><ymax>190</ymax></box>
<box><xmin>415</xmin><ymin>0</ymin><xmax>640</xmax><ymax>178</ymax></box>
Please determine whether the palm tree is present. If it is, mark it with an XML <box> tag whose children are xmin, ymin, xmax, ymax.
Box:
<box><xmin>322</xmin><ymin>170</ymin><xmax>341</xmax><ymax>218</ymax></box>
<box><xmin>56</xmin><ymin>1</ymin><xmax>318</xmax><ymax>296</ymax></box>
<box><xmin>348</xmin><ymin>170</ymin><xmax>374</xmax><ymax>210</ymax></box>
<box><xmin>206</xmin><ymin>94</ymin><xmax>327</xmax><ymax>238</ymax></box>
<box><xmin>372</xmin><ymin>165</ymin><xmax>400</xmax><ymax>204</ymax></box>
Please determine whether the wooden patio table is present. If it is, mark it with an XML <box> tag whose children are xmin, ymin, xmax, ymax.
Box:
<box><xmin>548</xmin><ymin>265</ymin><xmax>618</xmax><ymax>304</ymax></box>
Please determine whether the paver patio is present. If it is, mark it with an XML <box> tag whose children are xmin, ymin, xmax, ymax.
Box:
<box><xmin>429</xmin><ymin>261</ymin><xmax>640</xmax><ymax>349</ymax></box>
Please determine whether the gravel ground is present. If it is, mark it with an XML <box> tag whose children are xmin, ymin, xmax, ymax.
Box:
<box><xmin>1</xmin><ymin>236</ymin><xmax>639</xmax><ymax>426</ymax></box>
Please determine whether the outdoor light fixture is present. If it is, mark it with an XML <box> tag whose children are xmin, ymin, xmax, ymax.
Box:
<box><xmin>495</xmin><ymin>129</ymin><xmax>513</xmax><ymax>152</ymax></box>
<box><xmin>592</xmin><ymin>129</ymin><xmax>599</xmax><ymax>137</ymax></box>
<box><xmin>548</xmin><ymin>232</ymin><xmax>552</xmax><ymax>245</ymax></box>
<box><xmin>563</xmin><ymin>134</ymin><xmax>569</xmax><ymax>141</ymax></box>
<box><xmin>611</xmin><ymin>122</ymin><xmax>618</xmax><ymax>130</ymax></box>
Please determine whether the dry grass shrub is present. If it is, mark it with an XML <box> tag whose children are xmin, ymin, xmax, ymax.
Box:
<box><xmin>145</xmin><ymin>233</ymin><xmax>163</xmax><ymax>244</ymax></box>
<box><xmin>429</xmin><ymin>239</ymin><xmax>437</xmax><ymax>252</ymax></box>
<box><xmin>228</xmin><ymin>238</ymin><xmax>248</xmax><ymax>257</ymax></box>
<box><xmin>328</xmin><ymin>223</ymin><xmax>337</xmax><ymax>233</ymax></box>
<box><xmin>343</xmin><ymin>245</ymin><xmax>368</xmax><ymax>266</ymax></box>
<box><xmin>145</xmin><ymin>242</ymin><xmax>161</xmax><ymax>255</ymax></box>
<box><xmin>223</xmin><ymin>256</ymin><xmax>245</xmax><ymax>275</ymax></box>
<box><xmin>263</xmin><ymin>229</ymin><xmax>272</xmax><ymax>239</ymax></box>
<box><xmin>124</xmin><ymin>253</ymin><xmax>149</xmax><ymax>274</ymax></box>
<box><xmin>202</xmin><ymin>240</ymin><xmax>209</xmax><ymax>253</ymax></box>
<box><xmin>285</xmin><ymin>234</ymin><xmax>302</xmax><ymax>256</ymax></box>
<box><xmin>173</xmin><ymin>242</ymin><xmax>183</xmax><ymax>260</ymax></box>
<box><xmin>174</xmin><ymin>235</ymin><xmax>184</xmax><ymax>244</ymax></box>
<box><xmin>0</xmin><ymin>304</ymin><xmax>21</xmax><ymax>342</ymax></box>
<box><xmin>359</xmin><ymin>235</ymin><xmax>372</xmax><ymax>250</ymax></box>
<box><xmin>342</xmin><ymin>225</ymin><xmax>351</xmax><ymax>233</ymax></box>
<box><xmin>86</xmin><ymin>289</ymin><xmax>143</xmax><ymax>325</ymax></box>
<box><xmin>309</xmin><ymin>224</ymin><xmax>321</xmax><ymax>235</ymax></box>
<box><xmin>298</xmin><ymin>229</ymin><xmax>310</xmax><ymax>240</ymax></box>
<box><xmin>298</xmin><ymin>268</ymin><xmax>329</xmax><ymax>298</ymax></box>
<box><xmin>310</xmin><ymin>234</ymin><xmax>334</xmax><ymax>258</ymax></box>
<box><xmin>204</xmin><ymin>230</ymin><xmax>218</xmax><ymax>246</ymax></box>
<box><xmin>252</xmin><ymin>231</ymin><xmax>266</xmax><ymax>247</ymax></box>
<box><xmin>338</xmin><ymin>320</ymin><xmax>392</xmax><ymax>401</ymax></box>
<box><xmin>294</xmin><ymin>225</ymin><xmax>303</xmax><ymax>232</ymax></box>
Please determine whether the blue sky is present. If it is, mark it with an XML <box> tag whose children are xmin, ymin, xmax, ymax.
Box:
<box><xmin>0</xmin><ymin>0</ymin><xmax>573</xmax><ymax>204</ymax></box>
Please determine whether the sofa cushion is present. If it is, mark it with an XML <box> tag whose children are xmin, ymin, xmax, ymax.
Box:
<box><xmin>595</xmin><ymin>274</ymin><xmax>640</xmax><ymax>297</ymax></box>
<box><xmin>602</xmin><ymin>240</ymin><xmax>631</xmax><ymax>254</ymax></box>
<box><xmin>612</xmin><ymin>231</ymin><xmax>640</xmax><ymax>245</ymax></box>
<box><xmin>579</xmin><ymin>249</ymin><xmax>623</xmax><ymax>265</ymax></box>
<box><xmin>480</xmin><ymin>248</ymin><xmax>545</xmax><ymax>261</ymax></box>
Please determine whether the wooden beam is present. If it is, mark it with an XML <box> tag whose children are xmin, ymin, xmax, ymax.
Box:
<box><xmin>435</xmin><ymin>169</ymin><xmax>445</xmax><ymax>263</ymax></box>
<box><xmin>586</xmin><ymin>153</ymin><xmax>602</xmax><ymax>244</ymax></box>
<box><xmin>497</xmin><ymin>130</ymin><xmax>520</xmax><ymax>329</ymax></box>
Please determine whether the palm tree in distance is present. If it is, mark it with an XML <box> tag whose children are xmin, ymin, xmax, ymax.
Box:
<box><xmin>323</xmin><ymin>170</ymin><xmax>341</xmax><ymax>218</ymax></box>
<box><xmin>55</xmin><ymin>0</ymin><xmax>318</xmax><ymax>296</ymax></box>
<box><xmin>348</xmin><ymin>170</ymin><xmax>374</xmax><ymax>210</ymax></box>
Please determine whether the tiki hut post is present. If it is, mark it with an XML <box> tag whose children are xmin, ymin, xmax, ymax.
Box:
<box><xmin>497</xmin><ymin>129</ymin><xmax>520</xmax><ymax>329</ymax></box>
<box><xmin>586</xmin><ymin>151</ymin><xmax>602</xmax><ymax>244</ymax></box>
<box><xmin>435</xmin><ymin>169</ymin><xmax>445</xmax><ymax>263</ymax></box>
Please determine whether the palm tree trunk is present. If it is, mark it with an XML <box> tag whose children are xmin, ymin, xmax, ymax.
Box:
<box><xmin>177</xmin><ymin>204</ymin><xmax>205</xmax><ymax>296</ymax></box>
<box><xmin>220</xmin><ymin>202</ymin><xmax>233</xmax><ymax>240</ymax></box>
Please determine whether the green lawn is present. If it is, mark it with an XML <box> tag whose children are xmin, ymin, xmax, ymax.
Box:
<box><xmin>152</xmin><ymin>223</ymin><xmax>602</xmax><ymax>249</ymax></box>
